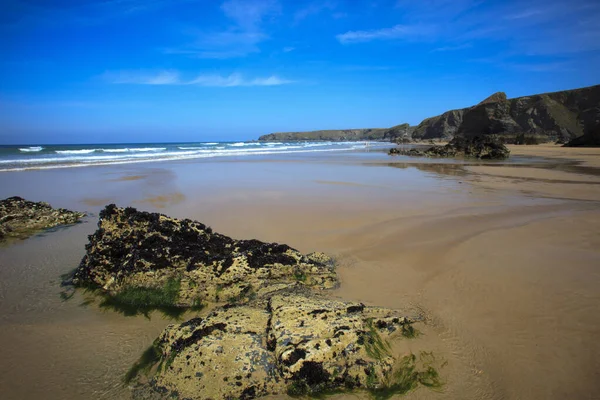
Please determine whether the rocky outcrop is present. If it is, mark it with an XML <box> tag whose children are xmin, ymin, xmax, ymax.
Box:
<box><xmin>130</xmin><ymin>290</ymin><xmax>437</xmax><ymax>400</ymax></box>
<box><xmin>0</xmin><ymin>196</ymin><xmax>85</xmax><ymax>242</ymax></box>
<box><xmin>259</xmin><ymin>128</ymin><xmax>395</xmax><ymax>142</ymax></box>
<box><xmin>389</xmin><ymin>135</ymin><xmax>510</xmax><ymax>160</ymax></box>
<box><xmin>70</xmin><ymin>205</ymin><xmax>337</xmax><ymax>311</ymax></box>
<box><xmin>564</xmin><ymin>106</ymin><xmax>600</xmax><ymax>146</ymax></box>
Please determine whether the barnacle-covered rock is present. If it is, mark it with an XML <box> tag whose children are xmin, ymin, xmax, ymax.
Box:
<box><xmin>71</xmin><ymin>205</ymin><xmax>337</xmax><ymax>309</ymax></box>
<box><xmin>0</xmin><ymin>196</ymin><xmax>85</xmax><ymax>242</ymax></box>
<box><xmin>132</xmin><ymin>291</ymin><xmax>417</xmax><ymax>399</ymax></box>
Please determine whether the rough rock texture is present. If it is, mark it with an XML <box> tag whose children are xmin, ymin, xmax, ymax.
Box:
<box><xmin>411</xmin><ymin>109</ymin><xmax>466</xmax><ymax>141</ymax></box>
<box><xmin>71</xmin><ymin>205</ymin><xmax>337</xmax><ymax>306</ymax></box>
<box><xmin>133</xmin><ymin>291</ymin><xmax>416</xmax><ymax>399</ymax></box>
<box><xmin>0</xmin><ymin>196</ymin><xmax>85</xmax><ymax>242</ymax></box>
<box><xmin>389</xmin><ymin>135</ymin><xmax>510</xmax><ymax>160</ymax></box>
<box><xmin>259</xmin><ymin>128</ymin><xmax>393</xmax><ymax>142</ymax></box>
<box><xmin>384</xmin><ymin>123</ymin><xmax>416</xmax><ymax>143</ymax></box>
<box><xmin>564</xmin><ymin>107</ymin><xmax>600</xmax><ymax>146</ymax></box>
<box><xmin>411</xmin><ymin>85</ymin><xmax>600</xmax><ymax>143</ymax></box>
<box><xmin>477</xmin><ymin>92</ymin><xmax>507</xmax><ymax>105</ymax></box>
<box><xmin>565</xmin><ymin>126</ymin><xmax>600</xmax><ymax>147</ymax></box>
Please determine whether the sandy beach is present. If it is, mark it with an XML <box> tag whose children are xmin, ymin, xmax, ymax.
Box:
<box><xmin>0</xmin><ymin>146</ymin><xmax>599</xmax><ymax>400</ymax></box>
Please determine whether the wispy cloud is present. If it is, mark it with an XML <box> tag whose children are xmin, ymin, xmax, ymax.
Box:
<box><xmin>102</xmin><ymin>70</ymin><xmax>180</xmax><ymax>85</ymax></box>
<box><xmin>504</xmin><ymin>8</ymin><xmax>545</xmax><ymax>20</ymax></box>
<box><xmin>431</xmin><ymin>43</ymin><xmax>472</xmax><ymax>52</ymax></box>
<box><xmin>102</xmin><ymin>70</ymin><xmax>293</xmax><ymax>87</ymax></box>
<box><xmin>293</xmin><ymin>1</ymin><xmax>337</xmax><ymax>23</ymax></box>
<box><xmin>336</xmin><ymin>24</ymin><xmax>434</xmax><ymax>44</ymax></box>
<box><xmin>167</xmin><ymin>0</ymin><xmax>279</xmax><ymax>59</ymax></box>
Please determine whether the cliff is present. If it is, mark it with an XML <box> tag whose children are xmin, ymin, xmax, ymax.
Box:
<box><xmin>258</xmin><ymin>84</ymin><xmax>600</xmax><ymax>145</ymax></box>
<box><xmin>414</xmin><ymin>85</ymin><xmax>600</xmax><ymax>143</ymax></box>
<box><xmin>259</xmin><ymin>128</ymin><xmax>394</xmax><ymax>142</ymax></box>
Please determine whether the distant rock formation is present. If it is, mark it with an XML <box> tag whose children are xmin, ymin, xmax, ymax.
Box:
<box><xmin>70</xmin><ymin>205</ymin><xmax>337</xmax><ymax>312</ymax></box>
<box><xmin>414</xmin><ymin>85</ymin><xmax>600</xmax><ymax>143</ymax></box>
<box><xmin>411</xmin><ymin>109</ymin><xmax>466</xmax><ymax>141</ymax></box>
<box><xmin>382</xmin><ymin>123</ymin><xmax>415</xmax><ymax>141</ymax></box>
<box><xmin>0</xmin><ymin>196</ymin><xmax>85</xmax><ymax>242</ymax></box>
<box><xmin>257</xmin><ymin>85</ymin><xmax>599</xmax><ymax>145</ymax></box>
<box><xmin>258</xmin><ymin>128</ymin><xmax>392</xmax><ymax>142</ymax></box>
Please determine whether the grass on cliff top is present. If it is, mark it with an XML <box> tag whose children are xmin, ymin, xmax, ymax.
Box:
<box><xmin>98</xmin><ymin>277</ymin><xmax>201</xmax><ymax>319</ymax></box>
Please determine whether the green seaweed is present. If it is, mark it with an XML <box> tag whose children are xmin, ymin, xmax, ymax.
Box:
<box><xmin>368</xmin><ymin>353</ymin><xmax>443</xmax><ymax>400</ymax></box>
<box><xmin>363</xmin><ymin>319</ymin><xmax>392</xmax><ymax>360</ymax></box>
<box><xmin>124</xmin><ymin>340</ymin><xmax>163</xmax><ymax>383</ymax></box>
<box><xmin>400</xmin><ymin>324</ymin><xmax>420</xmax><ymax>339</ymax></box>
<box><xmin>294</xmin><ymin>269</ymin><xmax>307</xmax><ymax>282</ymax></box>
<box><xmin>98</xmin><ymin>277</ymin><xmax>188</xmax><ymax>319</ymax></box>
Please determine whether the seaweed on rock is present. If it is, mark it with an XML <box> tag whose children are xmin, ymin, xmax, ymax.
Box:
<box><xmin>68</xmin><ymin>205</ymin><xmax>338</xmax><ymax>315</ymax></box>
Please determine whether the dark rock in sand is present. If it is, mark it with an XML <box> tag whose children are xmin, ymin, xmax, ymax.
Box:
<box><xmin>0</xmin><ymin>196</ymin><xmax>85</xmax><ymax>242</ymax></box>
<box><xmin>130</xmin><ymin>289</ymin><xmax>429</xmax><ymax>400</ymax></box>
<box><xmin>389</xmin><ymin>135</ymin><xmax>510</xmax><ymax>160</ymax></box>
<box><xmin>71</xmin><ymin>205</ymin><xmax>337</xmax><ymax>308</ymax></box>
<box><xmin>564</xmin><ymin>107</ymin><xmax>600</xmax><ymax>146</ymax></box>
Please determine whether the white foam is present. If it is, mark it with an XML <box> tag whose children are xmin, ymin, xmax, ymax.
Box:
<box><xmin>128</xmin><ymin>147</ymin><xmax>166</xmax><ymax>152</ymax></box>
<box><xmin>230</xmin><ymin>142</ymin><xmax>246</xmax><ymax>147</ymax></box>
<box><xmin>19</xmin><ymin>146</ymin><xmax>43</xmax><ymax>152</ymax></box>
<box><xmin>0</xmin><ymin>141</ymin><xmax>394</xmax><ymax>172</ymax></box>
<box><xmin>55</xmin><ymin>149</ymin><xmax>96</xmax><ymax>154</ymax></box>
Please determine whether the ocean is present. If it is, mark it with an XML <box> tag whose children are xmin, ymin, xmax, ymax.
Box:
<box><xmin>0</xmin><ymin>141</ymin><xmax>391</xmax><ymax>172</ymax></box>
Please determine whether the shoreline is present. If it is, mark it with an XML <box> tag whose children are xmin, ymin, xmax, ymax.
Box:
<box><xmin>0</xmin><ymin>146</ymin><xmax>599</xmax><ymax>399</ymax></box>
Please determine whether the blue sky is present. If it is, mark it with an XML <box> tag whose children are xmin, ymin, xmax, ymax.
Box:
<box><xmin>1</xmin><ymin>0</ymin><xmax>599</xmax><ymax>144</ymax></box>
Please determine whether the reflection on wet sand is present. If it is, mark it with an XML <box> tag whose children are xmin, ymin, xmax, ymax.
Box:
<box><xmin>134</xmin><ymin>192</ymin><xmax>186</xmax><ymax>209</ymax></box>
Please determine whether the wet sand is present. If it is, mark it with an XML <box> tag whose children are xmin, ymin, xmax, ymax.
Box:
<box><xmin>0</xmin><ymin>148</ymin><xmax>599</xmax><ymax>399</ymax></box>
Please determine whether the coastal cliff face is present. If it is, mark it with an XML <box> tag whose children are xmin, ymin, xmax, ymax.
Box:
<box><xmin>411</xmin><ymin>109</ymin><xmax>466</xmax><ymax>141</ymax></box>
<box><xmin>258</xmin><ymin>128</ymin><xmax>390</xmax><ymax>141</ymax></box>
<box><xmin>257</xmin><ymin>85</ymin><xmax>599</xmax><ymax>145</ymax></box>
<box><xmin>0</xmin><ymin>196</ymin><xmax>85</xmax><ymax>242</ymax></box>
<box><xmin>413</xmin><ymin>85</ymin><xmax>600</xmax><ymax>143</ymax></box>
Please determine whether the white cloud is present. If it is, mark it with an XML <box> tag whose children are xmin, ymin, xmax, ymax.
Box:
<box><xmin>336</xmin><ymin>24</ymin><xmax>433</xmax><ymax>44</ymax></box>
<box><xmin>102</xmin><ymin>70</ymin><xmax>180</xmax><ymax>85</ymax></box>
<box><xmin>221</xmin><ymin>0</ymin><xmax>280</xmax><ymax>29</ymax></box>
<box><xmin>103</xmin><ymin>71</ymin><xmax>293</xmax><ymax>87</ymax></box>
<box><xmin>431</xmin><ymin>43</ymin><xmax>472</xmax><ymax>52</ymax></box>
<box><xmin>167</xmin><ymin>0</ymin><xmax>279</xmax><ymax>58</ymax></box>
<box><xmin>189</xmin><ymin>73</ymin><xmax>293</xmax><ymax>87</ymax></box>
